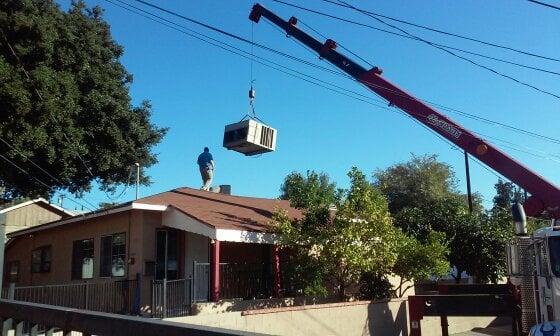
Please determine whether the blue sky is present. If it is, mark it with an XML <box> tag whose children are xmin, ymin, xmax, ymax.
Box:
<box><xmin>56</xmin><ymin>0</ymin><xmax>559</xmax><ymax>210</ymax></box>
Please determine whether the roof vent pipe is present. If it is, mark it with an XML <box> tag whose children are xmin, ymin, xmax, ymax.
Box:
<box><xmin>512</xmin><ymin>202</ymin><xmax>527</xmax><ymax>236</ymax></box>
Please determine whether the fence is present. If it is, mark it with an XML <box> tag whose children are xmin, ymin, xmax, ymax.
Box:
<box><xmin>152</xmin><ymin>277</ymin><xmax>192</xmax><ymax>318</ymax></box>
<box><xmin>221</xmin><ymin>263</ymin><xmax>273</xmax><ymax>300</ymax></box>
<box><xmin>193</xmin><ymin>261</ymin><xmax>211</xmax><ymax>302</ymax></box>
<box><xmin>0</xmin><ymin>299</ymin><xmax>261</xmax><ymax>336</ymax></box>
<box><xmin>193</xmin><ymin>262</ymin><xmax>274</xmax><ymax>302</ymax></box>
<box><xmin>1</xmin><ymin>278</ymin><xmax>140</xmax><ymax>315</ymax></box>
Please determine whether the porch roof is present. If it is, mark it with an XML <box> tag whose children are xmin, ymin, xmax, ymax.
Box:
<box><xmin>138</xmin><ymin>187</ymin><xmax>301</xmax><ymax>233</ymax></box>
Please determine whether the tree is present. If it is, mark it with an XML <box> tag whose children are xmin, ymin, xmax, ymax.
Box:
<box><xmin>374</xmin><ymin>154</ymin><xmax>510</xmax><ymax>284</ymax></box>
<box><xmin>373</xmin><ymin>154</ymin><xmax>459</xmax><ymax>214</ymax></box>
<box><xmin>0</xmin><ymin>0</ymin><xmax>166</xmax><ymax>199</ymax></box>
<box><xmin>274</xmin><ymin>168</ymin><xmax>400</xmax><ymax>300</ymax></box>
<box><xmin>392</xmin><ymin>230</ymin><xmax>449</xmax><ymax>297</ymax></box>
<box><xmin>280</xmin><ymin>170</ymin><xmax>337</xmax><ymax>209</ymax></box>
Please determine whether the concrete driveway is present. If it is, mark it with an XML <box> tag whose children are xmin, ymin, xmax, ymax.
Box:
<box><xmin>453</xmin><ymin>325</ymin><xmax>512</xmax><ymax>336</ymax></box>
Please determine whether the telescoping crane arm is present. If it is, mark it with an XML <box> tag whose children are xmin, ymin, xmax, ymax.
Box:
<box><xmin>249</xmin><ymin>3</ymin><xmax>560</xmax><ymax>218</ymax></box>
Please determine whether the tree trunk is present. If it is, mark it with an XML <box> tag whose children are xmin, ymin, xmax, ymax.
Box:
<box><xmin>338</xmin><ymin>284</ymin><xmax>346</xmax><ymax>301</ymax></box>
<box><xmin>455</xmin><ymin>268</ymin><xmax>462</xmax><ymax>284</ymax></box>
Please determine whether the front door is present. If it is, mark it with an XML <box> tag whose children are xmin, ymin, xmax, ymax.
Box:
<box><xmin>155</xmin><ymin>229</ymin><xmax>179</xmax><ymax>280</ymax></box>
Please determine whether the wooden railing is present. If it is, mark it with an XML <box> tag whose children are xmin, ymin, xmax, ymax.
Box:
<box><xmin>0</xmin><ymin>299</ymin><xmax>263</xmax><ymax>336</ymax></box>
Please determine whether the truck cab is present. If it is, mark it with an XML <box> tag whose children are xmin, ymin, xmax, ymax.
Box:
<box><xmin>532</xmin><ymin>227</ymin><xmax>560</xmax><ymax>324</ymax></box>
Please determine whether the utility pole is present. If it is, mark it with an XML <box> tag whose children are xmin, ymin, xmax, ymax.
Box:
<box><xmin>0</xmin><ymin>213</ymin><xmax>6</xmax><ymax>291</ymax></box>
<box><xmin>135</xmin><ymin>163</ymin><xmax>140</xmax><ymax>200</ymax></box>
<box><xmin>464</xmin><ymin>150</ymin><xmax>474</xmax><ymax>213</ymax></box>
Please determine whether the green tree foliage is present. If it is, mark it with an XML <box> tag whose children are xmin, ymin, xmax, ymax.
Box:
<box><xmin>374</xmin><ymin>154</ymin><xmax>516</xmax><ymax>284</ymax></box>
<box><xmin>0</xmin><ymin>0</ymin><xmax>166</xmax><ymax>199</ymax></box>
<box><xmin>374</xmin><ymin>154</ymin><xmax>459</xmax><ymax>214</ymax></box>
<box><xmin>280</xmin><ymin>170</ymin><xmax>337</xmax><ymax>209</ymax></box>
<box><xmin>392</xmin><ymin>231</ymin><xmax>449</xmax><ymax>297</ymax></box>
<box><xmin>274</xmin><ymin>168</ymin><xmax>400</xmax><ymax>300</ymax></box>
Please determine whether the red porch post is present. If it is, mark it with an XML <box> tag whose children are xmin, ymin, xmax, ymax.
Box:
<box><xmin>273</xmin><ymin>245</ymin><xmax>281</xmax><ymax>298</ymax></box>
<box><xmin>211</xmin><ymin>239</ymin><xmax>221</xmax><ymax>302</ymax></box>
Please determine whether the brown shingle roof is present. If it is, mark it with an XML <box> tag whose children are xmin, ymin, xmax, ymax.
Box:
<box><xmin>138</xmin><ymin>187</ymin><xmax>301</xmax><ymax>232</ymax></box>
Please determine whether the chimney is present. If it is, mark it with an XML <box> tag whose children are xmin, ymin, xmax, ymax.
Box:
<box><xmin>219</xmin><ymin>185</ymin><xmax>231</xmax><ymax>195</ymax></box>
<box><xmin>211</xmin><ymin>185</ymin><xmax>231</xmax><ymax>195</ymax></box>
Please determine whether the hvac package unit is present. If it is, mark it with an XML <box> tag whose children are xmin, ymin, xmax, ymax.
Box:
<box><xmin>223</xmin><ymin>119</ymin><xmax>277</xmax><ymax>156</ymax></box>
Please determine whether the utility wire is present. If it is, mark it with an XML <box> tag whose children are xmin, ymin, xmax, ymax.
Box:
<box><xmin>106</xmin><ymin>0</ymin><xmax>389</xmax><ymax>107</ymax></box>
<box><xmin>111</xmin><ymin>0</ymin><xmax>560</xmax><ymax>186</ymax></box>
<box><xmin>0</xmin><ymin>137</ymin><xmax>99</xmax><ymax>209</ymax></box>
<box><xmin>0</xmin><ymin>153</ymin><xmax>95</xmax><ymax>212</ymax></box>
<box><xmin>112</xmin><ymin>0</ymin><xmax>560</xmax><ymax>166</ymax></box>
<box><xmin>528</xmin><ymin>0</ymin><xmax>560</xmax><ymax>11</ymax></box>
<box><xmin>316</xmin><ymin>0</ymin><xmax>560</xmax><ymax>62</ymax></box>
<box><xmin>121</xmin><ymin>0</ymin><xmax>560</xmax><ymax>146</ymax></box>
<box><xmin>283</xmin><ymin>15</ymin><xmax>560</xmax><ymax>162</ymax></box>
<box><xmin>336</xmin><ymin>0</ymin><xmax>560</xmax><ymax>100</ymax></box>
<box><xmin>271</xmin><ymin>0</ymin><xmax>560</xmax><ymax>76</ymax></box>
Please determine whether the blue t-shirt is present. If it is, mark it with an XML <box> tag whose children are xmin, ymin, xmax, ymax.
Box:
<box><xmin>197</xmin><ymin>152</ymin><xmax>213</xmax><ymax>169</ymax></box>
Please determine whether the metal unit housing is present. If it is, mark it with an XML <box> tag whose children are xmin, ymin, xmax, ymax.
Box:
<box><xmin>223</xmin><ymin>119</ymin><xmax>277</xmax><ymax>156</ymax></box>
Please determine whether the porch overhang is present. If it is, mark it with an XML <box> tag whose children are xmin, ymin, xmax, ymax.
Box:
<box><xmin>162</xmin><ymin>207</ymin><xmax>279</xmax><ymax>244</ymax></box>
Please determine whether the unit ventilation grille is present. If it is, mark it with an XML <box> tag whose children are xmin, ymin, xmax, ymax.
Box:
<box><xmin>260</xmin><ymin>126</ymin><xmax>274</xmax><ymax>148</ymax></box>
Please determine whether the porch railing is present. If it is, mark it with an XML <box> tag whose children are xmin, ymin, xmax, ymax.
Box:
<box><xmin>0</xmin><ymin>299</ymin><xmax>262</xmax><ymax>336</ymax></box>
<box><xmin>1</xmin><ymin>277</ymin><xmax>141</xmax><ymax>315</ymax></box>
<box><xmin>193</xmin><ymin>262</ymin><xmax>274</xmax><ymax>301</ymax></box>
<box><xmin>151</xmin><ymin>277</ymin><xmax>192</xmax><ymax>318</ymax></box>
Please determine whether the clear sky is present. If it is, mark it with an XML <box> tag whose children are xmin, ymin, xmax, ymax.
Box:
<box><xmin>56</xmin><ymin>0</ymin><xmax>559</xmax><ymax>210</ymax></box>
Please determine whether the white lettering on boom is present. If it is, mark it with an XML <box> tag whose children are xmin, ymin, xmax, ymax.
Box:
<box><xmin>426</xmin><ymin>114</ymin><xmax>462</xmax><ymax>139</ymax></box>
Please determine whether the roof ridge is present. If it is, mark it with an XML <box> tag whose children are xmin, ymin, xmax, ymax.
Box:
<box><xmin>172</xmin><ymin>186</ymin><xmax>284</xmax><ymax>202</ymax></box>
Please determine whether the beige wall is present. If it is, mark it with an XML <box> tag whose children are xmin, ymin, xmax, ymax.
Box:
<box><xmin>169</xmin><ymin>299</ymin><xmax>505</xmax><ymax>336</ymax></box>
<box><xmin>4</xmin><ymin>203</ymin><xmax>64</xmax><ymax>234</ymax></box>
<box><xmin>4</xmin><ymin>209</ymin><xmax>163</xmax><ymax>286</ymax></box>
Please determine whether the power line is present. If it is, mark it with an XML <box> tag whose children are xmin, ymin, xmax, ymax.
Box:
<box><xmin>108</xmin><ymin>0</ymin><xmax>560</xmax><ymax>183</ymax></box>
<box><xmin>106</xmin><ymin>0</ymin><xmax>389</xmax><ymax>106</ymax></box>
<box><xmin>528</xmin><ymin>0</ymin><xmax>560</xmax><ymax>11</ymax></box>
<box><xmin>121</xmin><ymin>0</ymin><xmax>560</xmax><ymax>147</ymax></box>
<box><xmin>271</xmin><ymin>0</ymin><xmax>560</xmax><ymax>76</ymax></box>
<box><xmin>0</xmin><ymin>136</ymin><xmax>99</xmax><ymax>210</ymax></box>
<box><xmin>316</xmin><ymin>0</ymin><xmax>560</xmax><ymax>62</ymax></box>
<box><xmin>0</xmin><ymin>153</ymin><xmax>95</xmax><ymax>212</ymax></box>
<box><xmin>336</xmin><ymin>0</ymin><xmax>560</xmax><ymax>100</ymax></box>
<box><xmin>112</xmin><ymin>0</ymin><xmax>560</xmax><ymax>159</ymax></box>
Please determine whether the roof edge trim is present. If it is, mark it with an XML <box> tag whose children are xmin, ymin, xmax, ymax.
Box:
<box><xmin>7</xmin><ymin>202</ymin><xmax>167</xmax><ymax>238</ymax></box>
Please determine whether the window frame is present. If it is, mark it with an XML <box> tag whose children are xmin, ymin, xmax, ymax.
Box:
<box><xmin>71</xmin><ymin>238</ymin><xmax>94</xmax><ymax>280</ymax></box>
<box><xmin>31</xmin><ymin>245</ymin><xmax>51</xmax><ymax>273</ymax></box>
<box><xmin>100</xmin><ymin>232</ymin><xmax>127</xmax><ymax>278</ymax></box>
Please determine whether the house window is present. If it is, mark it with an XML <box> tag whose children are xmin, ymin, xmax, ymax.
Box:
<box><xmin>72</xmin><ymin>239</ymin><xmax>94</xmax><ymax>280</ymax></box>
<box><xmin>100</xmin><ymin>233</ymin><xmax>126</xmax><ymax>277</ymax></box>
<box><xmin>5</xmin><ymin>261</ymin><xmax>19</xmax><ymax>283</ymax></box>
<box><xmin>31</xmin><ymin>246</ymin><xmax>51</xmax><ymax>273</ymax></box>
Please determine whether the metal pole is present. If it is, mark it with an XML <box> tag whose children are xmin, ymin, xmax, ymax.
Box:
<box><xmin>163</xmin><ymin>278</ymin><xmax>167</xmax><ymax>318</ymax></box>
<box><xmin>464</xmin><ymin>150</ymin><xmax>473</xmax><ymax>213</ymax></box>
<box><xmin>0</xmin><ymin>213</ymin><xmax>6</xmax><ymax>292</ymax></box>
<box><xmin>135</xmin><ymin>163</ymin><xmax>140</xmax><ymax>200</ymax></box>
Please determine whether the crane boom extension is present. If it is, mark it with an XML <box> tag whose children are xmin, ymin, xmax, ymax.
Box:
<box><xmin>249</xmin><ymin>3</ymin><xmax>560</xmax><ymax>218</ymax></box>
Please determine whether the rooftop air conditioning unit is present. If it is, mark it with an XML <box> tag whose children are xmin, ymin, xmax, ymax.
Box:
<box><xmin>223</xmin><ymin>119</ymin><xmax>277</xmax><ymax>156</ymax></box>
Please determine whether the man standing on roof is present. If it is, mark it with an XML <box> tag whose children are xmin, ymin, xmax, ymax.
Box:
<box><xmin>197</xmin><ymin>147</ymin><xmax>214</xmax><ymax>191</ymax></box>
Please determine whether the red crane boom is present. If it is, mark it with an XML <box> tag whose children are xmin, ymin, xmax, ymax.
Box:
<box><xmin>249</xmin><ymin>3</ymin><xmax>560</xmax><ymax>218</ymax></box>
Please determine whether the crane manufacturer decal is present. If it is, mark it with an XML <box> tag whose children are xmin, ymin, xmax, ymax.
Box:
<box><xmin>426</xmin><ymin>114</ymin><xmax>462</xmax><ymax>139</ymax></box>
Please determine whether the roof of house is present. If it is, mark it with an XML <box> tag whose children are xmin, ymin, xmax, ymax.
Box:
<box><xmin>7</xmin><ymin>187</ymin><xmax>301</xmax><ymax>238</ymax></box>
<box><xmin>0</xmin><ymin>198</ymin><xmax>75</xmax><ymax>217</ymax></box>
<box><xmin>138</xmin><ymin>187</ymin><xmax>301</xmax><ymax>232</ymax></box>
